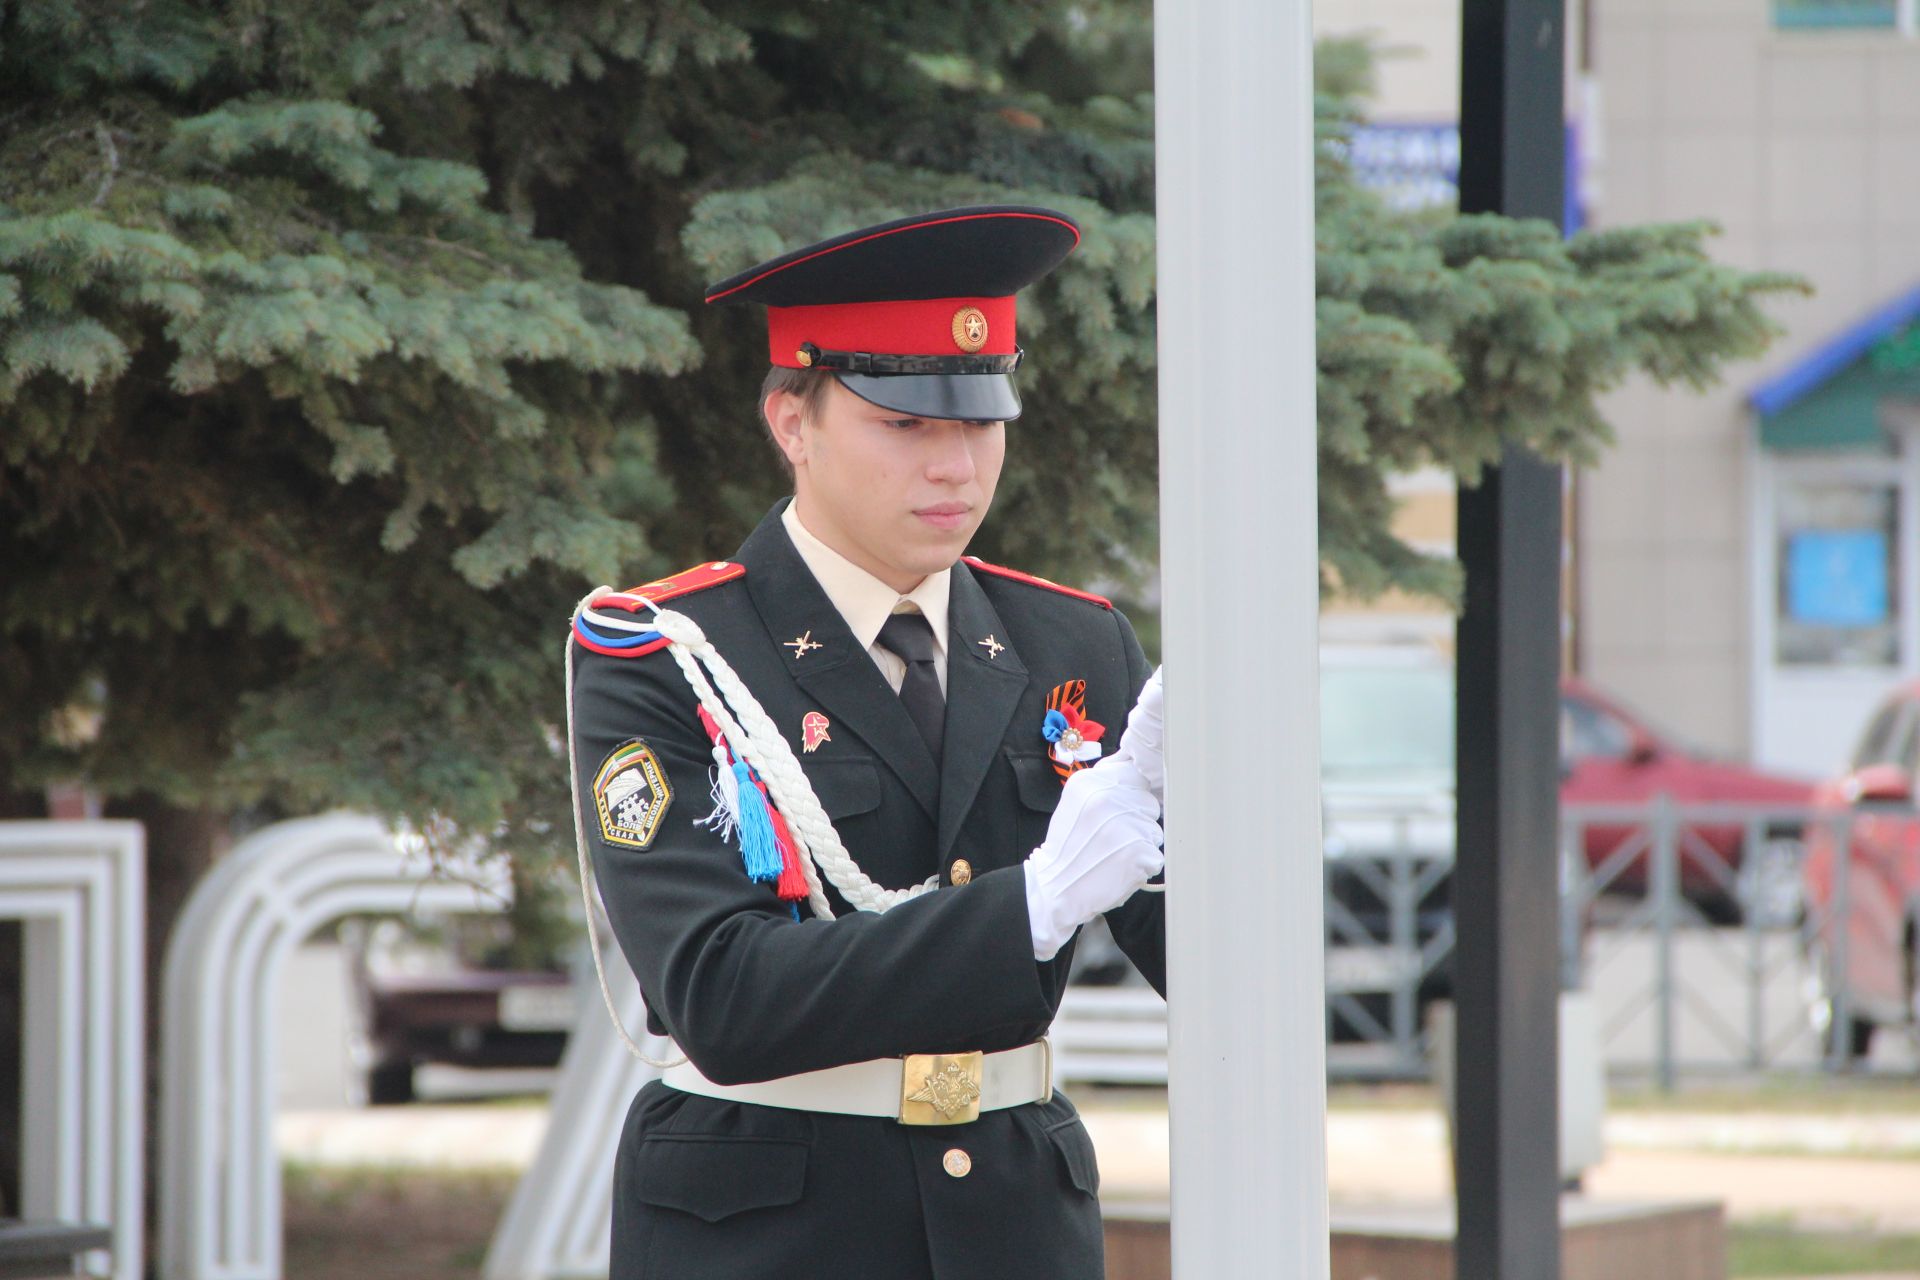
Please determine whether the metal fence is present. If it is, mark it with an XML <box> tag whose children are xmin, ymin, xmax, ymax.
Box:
<box><xmin>1322</xmin><ymin>800</ymin><xmax>1452</xmax><ymax>1079</ymax></box>
<box><xmin>1322</xmin><ymin>797</ymin><xmax>1909</xmax><ymax>1086</ymax></box>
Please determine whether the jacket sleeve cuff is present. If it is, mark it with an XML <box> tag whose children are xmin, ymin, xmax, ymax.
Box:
<box><xmin>967</xmin><ymin>862</ymin><xmax>1057</xmax><ymax>1022</ymax></box>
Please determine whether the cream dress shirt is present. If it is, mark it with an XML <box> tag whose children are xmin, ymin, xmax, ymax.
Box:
<box><xmin>781</xmin><ymin>501</ymin><xmax>950</xmax><ymax>695</ymax></box>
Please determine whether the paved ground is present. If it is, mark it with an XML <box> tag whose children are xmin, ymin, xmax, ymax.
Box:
<box><xmin>1087</xmin><ymin>1107</ymin><xmax>1920</xmax><ymax>1235</ymax></box>
<box><xmin>277</xmin><ymin>1097</ymin><xmax>1920</xmax><ymax>1236</ymax></box>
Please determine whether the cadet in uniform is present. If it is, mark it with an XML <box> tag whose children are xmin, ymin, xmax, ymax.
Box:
<box><xmin>568</xmin><ymin>206</ymin><xmax>1168</xmax><ymax>1279</ymax></box>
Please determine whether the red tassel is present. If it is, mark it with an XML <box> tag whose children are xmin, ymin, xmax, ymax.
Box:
<box><xmin>769</xmin><ymin>809</ymin><xmax>809</xmax><ymax>901</ymax></box>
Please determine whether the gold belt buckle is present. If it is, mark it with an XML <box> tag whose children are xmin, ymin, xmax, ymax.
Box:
<box><xmin>899</xmin><ymin>1051</ymin><xmax>984</xmax><ymax>1125</ymax></box>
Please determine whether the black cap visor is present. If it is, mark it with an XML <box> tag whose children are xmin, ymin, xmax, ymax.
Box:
<box><xmin>835</xmin><ymin>372</ymin><xmax>1022</xmax><ymax>422</ymax></box>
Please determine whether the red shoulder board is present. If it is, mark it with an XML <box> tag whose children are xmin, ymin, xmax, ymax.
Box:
<box><xmin>573</xmin><ymin>561</ymin><xmax>744</xmax><ymax>659</ymax></box>
<box><xmin>601</xmin><ymin>561</ymin><xmax>745</xmax><ymax>612</ymax></box>
<box><xmin>963</xmin><ymin>556</ymin><xmax>1111</xmax><ymax>609</ymax></box>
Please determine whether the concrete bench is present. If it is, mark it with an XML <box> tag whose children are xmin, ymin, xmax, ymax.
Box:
<box><xmin>1099</xmin><ymin>1197</ymin><xmax>1727</xmax><ymax>1280</ymax></box>
<box><xmin>0</xmin><ymin>1220</ymin><xmax>112</xmax><ymax>1280</ymax></box>
<box><xmin>1051</xmin><ymin>985</ymin><xmax>1169</xmax><ymax>1088</ymax></box>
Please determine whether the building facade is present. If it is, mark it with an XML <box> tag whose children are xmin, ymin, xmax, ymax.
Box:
<box><xmin>1317</xmin><ymin>0</ymin><xmax>1920</xmax><ymax>780</ymax></box>
<box><xmin>1585</xmin><ymin>0</ymin><xmax>1920</xmax><ymax>777</ymax></box>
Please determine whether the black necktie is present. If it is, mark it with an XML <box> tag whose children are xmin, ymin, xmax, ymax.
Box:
<box><xmin>877</xmin><ymin>612</ymin><xmax>945</xmax><ymax>767</ymax></box>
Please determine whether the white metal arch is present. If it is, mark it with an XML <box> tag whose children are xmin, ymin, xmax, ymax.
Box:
<box><xmin>158</xmin><ymin>813</ymin><xmax>509</xmax><ymax>1280</ymax></box>
<box><xmin>0</xmin><ymin>821</ymin><xmax>146</xmax><ymax>1280</ymax></box>
<box><xmin>483</xmin><ymin>949</ymin><xmax>669</xmax><ymax>1279</ymax></box>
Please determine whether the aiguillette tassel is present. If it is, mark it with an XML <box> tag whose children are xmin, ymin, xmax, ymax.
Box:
<box><xmin>731</xmin><ymin>760</ymin><xmax>785</xmax><ymax>883</ymax></box>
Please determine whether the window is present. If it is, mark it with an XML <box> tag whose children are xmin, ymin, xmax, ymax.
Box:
<box><xmin>1562</xmin><ymin>695</ymin><xmax>1634</xmax><ymax>763</ymax></box>
<box><xmin>1894</xmin><ymin>706</ymin><xmax>1920</xmax><ymax>775</ymax></box>
<box><xmin>1319</xmin><ymin>662</ymin><xmax>1455</xmax><ymax>783</ymax></box>
<box><xmin>1775</xmin><ymin>480</ymin><xmax>1900</xmax><ymax>667</ymax></box>
<box><xmin>1849</xmin><ymin>699</ymin><xmax>1910</xmax><ymax>769</ymax></box>
<box><xmin>1774</xmin><ymin>0</ymin><xmax>1900</xmax><ymax>29</ymax></box>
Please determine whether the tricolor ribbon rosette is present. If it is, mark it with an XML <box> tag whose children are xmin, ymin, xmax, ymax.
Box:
<box><xmin>1042</xmin><ymin>679</ymin><xmax>1105</xmax><ymax>778</ymax></box>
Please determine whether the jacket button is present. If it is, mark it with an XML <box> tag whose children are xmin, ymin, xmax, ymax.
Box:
<box><xmin>950</xmin><ymin>858</ymin><xmax>973</xmax><ymax>886</ymax></box>
<box><xmin>943</xmin><ymin>1148</ymin><xmax>972</xmax><ymax>1178</ymax></box>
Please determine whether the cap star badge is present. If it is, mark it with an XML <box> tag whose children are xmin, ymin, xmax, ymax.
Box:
<box><xmin>592</xmin><ymin>739</ymin><xmax>673</xmax><ymax>849</ymax></box>
<box><xmin>952</xmin><ymin>306</ymin><xmax>989</xmax><ymax>352</ymax></box>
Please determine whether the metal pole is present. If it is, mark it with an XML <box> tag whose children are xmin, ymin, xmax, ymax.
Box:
<box><xmin>1831</xmin><ymin>812</ymin><xmax>1855</xmax><ymax>1069</ymax></box>
<box><xmin>1453</xmin><ymin>1</ymin><xmax>1567</xmax><ymax>1272</ymax></box>
<box><xmin>1391</xmin><ymin>846</ymin><xmax>1416</xmax><ymax>1068</ymax></box>
<box><xmin>1745</xmin><ymin>815</ymin><xmax>1764</xmax><ymax>1072</ymax></box>
<box><xmin>1155</xmin><ymin>1</ymin><xmax>1327</xmax><ymax>1276</ymax></box>
<box><xmin>1652</xmin><ymin>794</ymin><xmax>1677</xmax><ymax>1094</ymax></box>
<box><xmin>1558</xmin><ymin>817</ymin><xmax>1582</xmax><ymax>992</ymax></box>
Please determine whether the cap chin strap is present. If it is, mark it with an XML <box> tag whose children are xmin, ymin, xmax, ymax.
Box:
<box><xmin>797</xmin><ymin>343</ymin><xmax>1022</xmax><ymax>375</ymax></box>
<box><xmin>565</xmin><ymin>588</ymin><xmax>941</xmax><ymax>1064</ymax></box>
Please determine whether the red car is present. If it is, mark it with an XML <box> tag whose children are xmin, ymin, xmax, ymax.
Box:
<box><xmin>1802</xmin><ymin>683</ymin><xmax>1920</xmax><ymax>1057</ymax></box>
<box><xmin>1562</xmin><ymin>676</ymin><xmax>1817</xmax><ymax>917</ymax></box>
<box><xmin>1321</xmin><ymin>646</ymin><xmax>1817</xmax><ymax>919</ymax></box>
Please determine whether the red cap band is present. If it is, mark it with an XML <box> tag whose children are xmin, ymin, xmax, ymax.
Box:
<box><xmin>767</xmin><ymin>296</ymin><xmax>1017</xmax><ymax>368</ymax></box>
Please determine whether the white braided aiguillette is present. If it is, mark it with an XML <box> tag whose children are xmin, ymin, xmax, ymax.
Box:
<box><xmin>564</xmin><ymin>586</ymin><xmax>939</xmax><ymax>1061</ymax></box>
<box><xmin>646</xmin><ymin>605</ymin><xmax>940</xmax><ymax>915</ymax></box>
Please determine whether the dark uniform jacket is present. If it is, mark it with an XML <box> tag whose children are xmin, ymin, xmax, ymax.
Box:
<box><xmin>570</xmin><ymin>500</ymin><xmax>1165</xmax><ymax>1280</ymax></box>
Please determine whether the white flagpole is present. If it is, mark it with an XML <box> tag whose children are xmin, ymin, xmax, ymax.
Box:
<box><xmin>1155</xmin><ymin>1</ymin><xmax>1329</xmax><ymax>1276</ymax></box>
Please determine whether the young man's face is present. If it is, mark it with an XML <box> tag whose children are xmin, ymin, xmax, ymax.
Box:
<box><xmin>766</xmin><ymin>377</ymin><xmax>1006</xmax><ymax>593</ymax></box>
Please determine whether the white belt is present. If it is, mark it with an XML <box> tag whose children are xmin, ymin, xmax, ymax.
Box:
<box><xmin>661</xmin><ymin>1039</ymin><xmax>1053</xmax><ymax>1126</ymax></box>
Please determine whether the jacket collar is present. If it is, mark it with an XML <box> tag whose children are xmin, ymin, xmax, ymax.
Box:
<box><xmin>779</xmin><ymin>501</ymin><xmax>952</xmax><ymax>658</ymax></box>
<box><xmin>732</xmin><ymin>503</ymin><xmax>1032</xmax><ymax>847</ymax></box>
<box><xmin>736</xmin><ymin>502</ymin><xmax>941</xmax><ymax>819</ymax></box>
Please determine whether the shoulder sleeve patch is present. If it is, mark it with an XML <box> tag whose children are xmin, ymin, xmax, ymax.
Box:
<box><xmin>593</xmin><ymin>739</ymin><xmax>674</xmax><ymax>848</ymax></box>
<box><xmin>963</xmin><ymin>556</ymin><xmax>1112</xmax><ymax>609</ymax></box>
<box><xmin>571</xmin><ymin>561</ymin><xmax>745</xmax><ymax>659</ymax></box>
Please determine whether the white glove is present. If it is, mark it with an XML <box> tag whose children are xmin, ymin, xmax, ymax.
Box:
<box><xmin>1022</xmin><ymin>760</ymin><xmax>1165</xmax><ymax>961</ymax></box>
<box><xmin>1106</xmin><ymin>665</ymin><xmax>1165</xmax><ymax>806</ymax></box>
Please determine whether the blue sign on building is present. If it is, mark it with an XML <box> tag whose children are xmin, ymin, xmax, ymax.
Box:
<box><xmin>1347</xmin><ymin>123</ymin><xmax>1461</xmax><ymax>211</ymax></box>
<box><xmin>1787</xmin><ymin>528</ymin><xmax>1890</xmax><ymax>626</ymax></box>
<box><xmin>1345</xmin><ymin>121</ymin><xmax>1584</xmax><ymax>232</ymax></box>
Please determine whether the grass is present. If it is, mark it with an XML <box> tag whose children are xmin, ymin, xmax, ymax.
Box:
<box><xmin>1321</xmin><ymin>1074</ymin><xmax>1920</xmax><ymax>1116</ymax></box>
<box><xmin>283</xmin><ymin>1164</ymin><xmax>518</xmax><ymax>1280</ymax></box>
<box><xmin>1731</xmin><ymin>1220</ymin><xmax>1920</xmax><ymax>1276</ymax></box>
<box><xmin>1607</xmin><ymin>1075</ymin><xmax>1920</xmax><ymax>1115</ymax></box>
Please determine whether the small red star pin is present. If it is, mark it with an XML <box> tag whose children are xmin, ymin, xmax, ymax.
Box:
<box><xmin>802</xmin><ymin>712</ymin><xmax>831</xmax><ymax>753</ymax></box>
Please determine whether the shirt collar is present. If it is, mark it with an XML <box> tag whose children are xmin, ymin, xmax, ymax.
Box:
<box><xmin>781</xmin><ymin>501</ymin><xmax>951</xmax><ymax>655</ymax></box>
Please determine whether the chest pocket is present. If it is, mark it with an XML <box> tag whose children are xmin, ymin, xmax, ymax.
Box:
<box><xmin>800</xmin><ymin>758</ymin><xmax>882</xmax><ymax>820</ymax></box>
<box><xmin>1006</xmin><ymin>749</ymin><xmax>1064</xmax><ymax>815</ymax></box>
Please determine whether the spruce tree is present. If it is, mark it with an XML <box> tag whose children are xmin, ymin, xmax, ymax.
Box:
<box><xmin>1</xmin><ymin>7</ymin><xmax>1798</xmax><ymax>881</ymax></box>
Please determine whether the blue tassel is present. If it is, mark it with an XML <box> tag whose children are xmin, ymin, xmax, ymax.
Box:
<box><xmin>731</xmin><ymin>760</ymin><xmax>784</xmax><ymax>884</ymax></box>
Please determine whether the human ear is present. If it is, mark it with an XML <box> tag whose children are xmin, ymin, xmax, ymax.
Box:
<box><xmin>763</xmin><ymin>390</ymin><xmax>810</xmax><ymax>468</ymax></box>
